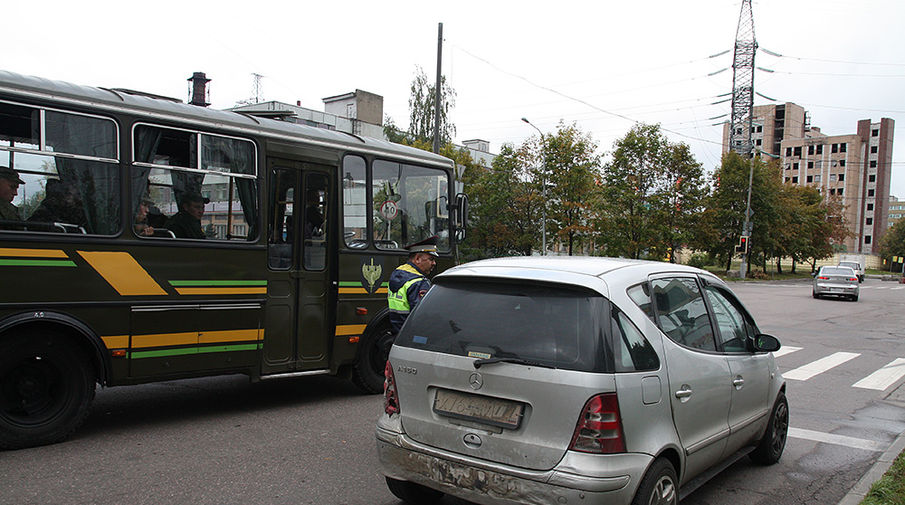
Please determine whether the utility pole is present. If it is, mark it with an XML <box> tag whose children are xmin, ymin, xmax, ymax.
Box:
<box><xmin>432</xmin><ymin>22</ymin><xmax>443</xmax><ymax>154</ymax></box>
<box><xmin>729</xmin><ymin>0</ymin><xmax>757</xmax><ymax>278</ymax></box>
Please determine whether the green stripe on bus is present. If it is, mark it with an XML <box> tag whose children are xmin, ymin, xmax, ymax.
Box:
<box><xmin>130</xmin><ymin>343</ymin><xmax>260</xmax><ymax>359</ymax></box>
<box><xmin>169</xmin><ymin>280</ymin><xmax>267</xmax><ymax>286</ymax></box>
<box><xmin>338</xmin><ymin>281</ymin><xmax>389</xmax><ymax>287</ymax></box>
<box><xmin>0</xmin><ymin>259</ymin><xmax>77</xmax><ymax>267</ymax></box>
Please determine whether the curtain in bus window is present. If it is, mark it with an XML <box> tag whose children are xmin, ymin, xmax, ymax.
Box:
<box><xmin>44</xmin><ymin>111</ymin><xmax>116</xmax><ymax>159</ymax></box>
<box><xmin>131</xmin><ymin>126</ymin><xmax>162</xmax><ymax>217</ymax></box>
<box><xmin>201</xmin><ymin>135</ymin><xmax>257</xmax><ymax>239</ymax></box>
<box><xmin>53</xmin><ymin>158</ymin><xmax>120</xmax><ymax>234</ymax></box>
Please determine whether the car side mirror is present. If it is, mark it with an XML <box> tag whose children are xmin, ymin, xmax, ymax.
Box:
<box><xmin>753</xmin><ymin>333</ymin><xmax>781</xmax><ymax>353</ymax></box>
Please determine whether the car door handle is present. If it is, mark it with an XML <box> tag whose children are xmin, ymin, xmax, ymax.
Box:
<box><xmin>675</xmin><ymin>386</ymin><xmax>693</xmax><ymax>400</ymax></box>
<box><xmin>733</xmin><ymin>376</ymin><xmax>745</xmax><ymax>389</ymax></box>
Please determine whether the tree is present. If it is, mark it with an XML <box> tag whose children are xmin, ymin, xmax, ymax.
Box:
<box><xmin>597</xmin><ymin>124</ymin><xmax>707</xmax><ymax>260</ymax></box>
<box><xmin>463</xmin><ymin>144</ymin><xmax>539</xmax><ymax>258</ymax></box>
<box><xmin>406</xmin><ymin>66</ymin><xmax>456</xmax><ymax>145</ymax></box>
<box><xmin>530</xmin><ymin>122</ymin><xmax>601</xmax><ymax>255</ymax></box>
<box><xmin>878</xmin><ymin>219</ymin><xmax>905</xmax><ymax>267</ymax></box>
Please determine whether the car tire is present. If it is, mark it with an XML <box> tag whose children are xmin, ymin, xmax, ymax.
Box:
<box><xmin>351</xmin><ymin>320</ymin><xmax>396</xmax><ymax>394</ymax></box>
<box><xmin>631</xmin><ymin>458</ymin><xmax>678</xmax><ymax>505</ymax></box>
<box><xmin>852</xmin><ymin>294</ymin><xmax>859</xmax><ymax>302</ymax></box>
<box><xmin>385</xmin><ymin>477</ymin><xmax>444</xmax><ymax>504</ymax></box>
<box><xmin>812</xmin><ymin>290</ymin><xmax>819</xmax><ymax>299</ymax></box>
<box><xmin>749</xmin><ymin>391</ymin><xmax>788</xmax><ymax>465</ymax></box>
<box><xmin>0</xmin><ymin>331</ymin><xmax>96</xmax><ymax>450</ymax></box>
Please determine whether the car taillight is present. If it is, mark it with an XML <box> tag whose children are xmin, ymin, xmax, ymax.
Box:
<box><xmin>817</xmin><ymin>276</ymin><xmax>830</xmax><ymax>280</ymax></box>
<box><xmin>384</xmin><ymin>361</ymin><xmax>400</xmax><ymax>415</ymax></box>
<box><xmin>569</xmin><ymin>393</ymin><xmax>626</xmax><ymax>454</ymax></box>
<box><xmin>848</xmin><ymin>278</ymin><xmax>858</xmax><ymax>282</ymax></box>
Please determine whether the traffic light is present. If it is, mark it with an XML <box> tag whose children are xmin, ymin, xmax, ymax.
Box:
<box><xmin>736</xmin><ymin>235</ymin><xmax>749</xmax><ymax>254</ymax></box>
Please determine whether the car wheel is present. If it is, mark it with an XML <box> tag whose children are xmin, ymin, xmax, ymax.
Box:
<box><xmin>852</xmin><ymin>294</ymin><xmax>859</xmax><ymax>302</ymax></box>
<box><xmin>749</xmin><ymin>392</ymin><xmax>788</xmax><ymax>465</ymax></box>
<box><xmin>351</xmin><ymin>321</ymin><xmax>396</xmax><ymax>394</ymax></box>
<box><xmin>385</xmin><ymin>477</ymin><xmax>444</xmax><ymax>504</ymax></box>
<box><xmin>0</xmin><ymin>332</ymin><xmax>96</xmax><ymax>450</ymax></box>
<box><xmin>631</xmin><ymin>458</ymin><xmax>678</xmax><ymax>505</ymax></box>
<box><xmin>812</xmin><ymin>290</ymin><xmax>819</xmax><ymax>299</ymax></box>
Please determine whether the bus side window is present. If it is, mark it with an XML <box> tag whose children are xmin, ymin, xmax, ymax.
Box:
<box><xmin>268</xmin><ymin>168</ymin><xmax>295</xmax><ymax>269</ymax></box>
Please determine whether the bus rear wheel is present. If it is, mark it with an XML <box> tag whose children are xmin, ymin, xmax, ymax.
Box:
<box><xmin>351</xmin><ymin>322</ymin><xmax>395</xmax><ymax>394</ymax></box>
<box><xmin>0</xmin><ymin>332</ymin><xmax>95</xmax><ymax>450</ymax></box>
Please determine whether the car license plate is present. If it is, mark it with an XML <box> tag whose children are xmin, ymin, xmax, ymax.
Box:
<box><xmin>433</xmin><ymin>389</ymin><xmax>524</xmax><ymax>429</ymax></box>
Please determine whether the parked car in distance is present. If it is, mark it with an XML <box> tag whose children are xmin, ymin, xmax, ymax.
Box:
<box><xmin>813</xmin><ymin>265</ymin><xmax>860</xmax><ymax>301</ymax></box>
<box><xmin>838</xmin><ymin>261</ymin><xmax>864</xmax><ymax>282</ymax></box>
<box><xmin>377</xmin><ymin>257</ymin><xmax>788</xmax><ymax>505</ymax></box>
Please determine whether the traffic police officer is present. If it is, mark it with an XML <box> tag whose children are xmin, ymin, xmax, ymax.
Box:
<box><xmin>387</xmin><ymin>236</ymin><xmax>438</xmax><ymax>333</ymax></box>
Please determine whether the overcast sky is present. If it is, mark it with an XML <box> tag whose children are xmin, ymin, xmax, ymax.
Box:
<box><xmin>6</xmin><ymin>0</ymin><xmax>904</xmax><ymax>195</ymax></box>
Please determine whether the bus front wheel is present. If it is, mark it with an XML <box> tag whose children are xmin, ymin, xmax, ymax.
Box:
<box><xmin>351</xmin><ymin>322</ymin><xmax>395</xmax><ymax>394</ymax></box>
<box><xmin>0</xmin><ymin>332</ymin><xmax>96</xmax><ymax>450</ymax></box>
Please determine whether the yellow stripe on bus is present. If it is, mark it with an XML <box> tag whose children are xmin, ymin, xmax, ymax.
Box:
<box><xmin>101</xmin><ymin>335</ymin><xmax>130</xmax><ymax>348</ymax></box>
<box><xmin>336</xmin><ymin>324</ymin><xmax>367</xmax><ymax>336</ymax></box>
<box><xmin>174</xmin><ymin>287</ymin><xmax>267</xmax><ymax>295</ymax></box>
<box><xmin>199</xmin><ymin>329</ymin><xmax>261</xmax><ymax>344</ymax></box>
<box><xmin>132</xmin><ymin>332</ymin><xmax>197</xmax><ymax>348</ymax></box>
<box><xmin>77</xmin><ymin>251</ymin><xmax>168</xmax><ymax>296</ymax></box>
<box><xmin>338</xmin><ymin>288</ymin><xmax>388</xmax><ymax>294</ymax></box>
<box><xmin>0</xmin><ymin>248</ymin><xmax>69</xmax><ymax>258</ymax></box>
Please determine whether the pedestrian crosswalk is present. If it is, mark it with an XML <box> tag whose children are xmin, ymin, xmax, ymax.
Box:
<box><xmin>775</xmin><ymin>347</ymin><xmax>905</xmax><ymax>391</ymax></box>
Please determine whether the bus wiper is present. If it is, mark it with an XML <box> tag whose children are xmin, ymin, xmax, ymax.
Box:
<box><xmin>473</xmin><ymin>357</ymin><xmax>554</xmax><ymax>369</ymax></box>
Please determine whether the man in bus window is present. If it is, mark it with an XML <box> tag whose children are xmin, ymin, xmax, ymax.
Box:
<box><xmin>28</xmin><ymin>179</ymin><xmax>86</xmax><ymax>228</ymax></box>
<box><xmin>0</xmin><ymin>166</ymin><xmax>25</xmax><ymax>222</ymax></box>
<box><xmin>387</xmin><ymin>236</ymin><xmax>438</xmax><ymax>333</ymax></box>
<box><xmin>166</xmin><ymin>192</ymin><xmax>209</xmax><ymax>239</ymax></box>
<box><xmin>134</xmin><ymin>198</ymin><xmax>156</xmax><ymax>236</ymax></box>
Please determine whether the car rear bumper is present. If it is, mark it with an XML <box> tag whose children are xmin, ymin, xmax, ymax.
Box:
<box><xmin>377</xmin><ymin>424</ymin><xmax>650</xmax><ymax>505</ymax></box>
<box><xmin>814</xmin><ymin>283</ymin><xmax>859</xmax><ymax>296</ymax></box>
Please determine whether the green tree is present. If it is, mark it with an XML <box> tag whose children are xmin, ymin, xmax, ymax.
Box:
<box><xmin>530</xmin><ymin>122</ymin><xmax>601</xmax><ymax>255</ymax></box>
<box><xmin>406</xmin><ymin>66</ymin><xmax>456</xmax><ymax>145</ymax></box>
<box><xmin>879</xmin><ymin>219</ymin><xmax>905</xmax><ymax>267</ymax></box>
<box><xmin>463</xmin><ymin>144</ymin><xmax>539</xmax><ymax>258</ymax></box>
<box><xmin>598</xmin><ymin>124</ymin><xmax>707</xmax><ymax>260</ymax></box>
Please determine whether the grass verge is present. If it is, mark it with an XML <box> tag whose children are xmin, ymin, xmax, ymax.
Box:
<box><xmin>860</xmin><ymin>448</ymin><xmax>905</xmax><ymax>505</ymax></box>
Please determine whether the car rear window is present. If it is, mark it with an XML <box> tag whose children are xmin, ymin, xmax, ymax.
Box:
<box><xmin>396</xmin><ymin>279</ymin><xmax>609</xmax><ymax>373</ymax></box>
<box><xmin>821</xmin><ymin>267</ymin><xmax>854</xmax><ymax>276</ymax></box>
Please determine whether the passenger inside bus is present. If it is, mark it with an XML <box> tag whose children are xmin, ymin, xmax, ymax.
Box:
<box><xmin>0</xmin><ymin>165</ymin><xmax>24</xmax><ymax>222</ymax></box>
<box><xmin>27</xmin><ymin>178</ymin><xmax>87</xmax><ymax>232</ymax></box>
<box><xmin>134</xmin><ymin>198</ymin><xmax>155</xmax><ymax>236</ymax></box>
<box><xmin>165</xmin><ymin>192</ymin><xmax>209</xmax><ymax>239</ymax></box>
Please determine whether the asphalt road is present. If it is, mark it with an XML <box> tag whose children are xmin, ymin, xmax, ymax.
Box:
<box><xmin>1</xmin><ymin>278</ymin><xmax>904</xmax><ymax>505</ymax></box>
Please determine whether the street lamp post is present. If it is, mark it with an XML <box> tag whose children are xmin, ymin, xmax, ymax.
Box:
<box><xmin>521</xmin><ymin>117</ymin><xmax>546</xmax><ymax>256</ymax></box>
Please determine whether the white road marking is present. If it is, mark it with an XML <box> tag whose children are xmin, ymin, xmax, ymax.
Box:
<box><xmin>788</xmin><ymin>427</ymin><xmax>884</xmax><ymax>451</ymax></box>
<box><xmin>892</xmin><ymin>287</ymin><xmax>905</xmax><ymax>290</ymax></box>
<box><xmin>853</xmin><ymin>358</ymin><xmax>905</xmax><ymax>390</ymax></box>
<box><xmin>772</xmin><ymin>346</ymin><xmax>802</xmax><ymax>358</ymax></box>
<box><xmin>782</xmin><ymin>352</ymin><xmax>861</xmax><ymax>381</ymax></box>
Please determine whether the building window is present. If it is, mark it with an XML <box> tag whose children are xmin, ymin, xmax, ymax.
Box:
<box><xmin>872</xmin><ymin>129</ymin><xmax>879</xmax><ymax>137</ymax></box>
<box><xmin>816</xmin><ymin>145</ymin><xmax>823</xmax><ymax>154</ymax></box>
<box><xmin>755</xmin><ymin>139</ymin><xmax>762</xmax><ymax>146</ymax></box>
<box><xmin>865</xmin><ymin>236</ymin><xmax>872</xmax><ymax>244</ymax></box>
<box><xmin>794</xmin><ymin>146</ymin><xmax>802</xmax><ymax>157</ymax></box>
<box><xmin>792</xmin><ymin>176</ymin><xmax>798</xmax><ymax>183</ymax></box>
<box><xmin>830</xmin><ymin>174</ymin><xmax>837</xmax><ymax>182</ymax></box>
<box><xmin>840</xmin><ymin>160</ymin><xmax>846</xmax><ymax>167</ymax></box>
<box><xmin>867</xmin><ymin>203</ymin><xmax>874</xmax><ymax>211</ymax></box>
<box><xmin>808</xmin><ymin>161</ymin><xmax>814</xmax><ymax>169</ymax></box>
<box><xmin>869</xmin><ymin>174</ymin><xmax>876</xmax><ymax>182</ymax></box>
<box><xmin>830</xmin><ymin>188</ymin><xmax>836</xmax><ymax>195</ymax></box>
<box><xmin>814</xmin><ymin>174</ymin><xmax>821</xmax><ymax>183</ymax></box>
<box><xmin>838</xmin><ymin>188</ymin><xmax>844</xmax><ymax>196</ymax></box>
<box><xmin>868</xmin><ymin>189</ymin><xmax>875</xmax><ymax>197</ymax></box>
<box><xmin>807</xmin><ymin>175</ymin><xmax>813</xmax><ymax>183</ymax></box>
<box><xmin>786</xmin><ymin>147</ymin><xmax>792</xmax><ymax>156</ymax></box>
<box><xmin>785</xmin><ymin>177</ymin><xmax>790</xmax><ymax>183</ymax></box>
<box><xmin>793</xmin><ymin>162</ymin><xmax>799</xmax><ymax>170</ymax></box>
<box><xmin>832</xmin><ymin>144</ymin><xmax>838</xmax><ymax>153</ymax></box>
<box><xmin>866</xmin><ymin>218</ymin><xmax>873</xmax><ymax>225</ymax></box>
<box><xmin>840</xmin><ymin>143</ymin><xmax>847</xmax><ymax>153</ymax></box>
<box><xmin>757</xmin><ymin>125</ymin><xmax>763</xmax><ymax>133</ymax></box>
<box><xmin>871</xmin><ymin>146</ymin><xmax>878</xmax><ymax>154</ymax></box>
<box><xmin>808</xmin><ymin>145</ymin><xmax>814</xmax><ymax>155</ymax></box>
<box><xmin>838</xmin><ymin>174</ymin><xmax>845</xmax><ymax>182</ymax></box>
<box><xmin>816</xmin><ymin>161</ymin><xmax>822</xmax><ymax>168</ymax></box>
<box><xmin>870</xmin><ymin>160</ymin><xmax>877</xmax><ymax>168</ymax></box>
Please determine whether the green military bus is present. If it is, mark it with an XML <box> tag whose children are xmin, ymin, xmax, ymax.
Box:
<box><xmin>0</xmin><ymin>70</ymin><xmax>467</xmax><ymax>450</ymax></box>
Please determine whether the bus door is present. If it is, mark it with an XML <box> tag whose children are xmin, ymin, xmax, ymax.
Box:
<box><xmin>263</xmin><ymin>158</ymin><xmax>334</xmax><ymax>373</ymax></box>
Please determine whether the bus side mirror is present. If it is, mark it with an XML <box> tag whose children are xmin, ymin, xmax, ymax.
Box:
<box><xmin>454</xmin><ymin>193</ymin><xmax>468</xmax><ymax>242</ymax></box>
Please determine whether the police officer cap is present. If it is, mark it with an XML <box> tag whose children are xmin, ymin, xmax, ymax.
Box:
<box><xmin>406</xmin><ymin>236</ymin><xmax>439</xmax><ymax>257</ymax></box>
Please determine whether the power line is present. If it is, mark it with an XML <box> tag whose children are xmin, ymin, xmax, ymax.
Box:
<box><xmin>760</xmin><ymin>48</ymin><xmax>905</xmax><ymax>67</ymax></box>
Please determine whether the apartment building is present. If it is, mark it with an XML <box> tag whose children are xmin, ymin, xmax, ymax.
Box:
<box><xmin>723</xmin><ymin>103</ymin><xmax>895</xmax><ymax>254</ymax></box>
<box><xmin>889</xmin><ymin>196</ymin><xmax>905</xmax><ymax>230</ymax></box>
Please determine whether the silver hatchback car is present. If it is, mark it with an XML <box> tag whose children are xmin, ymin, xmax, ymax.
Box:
<box><xmin>377</xmin><ymin>257</ymin><xmax>788</xmax><ymax>505</ymax></box>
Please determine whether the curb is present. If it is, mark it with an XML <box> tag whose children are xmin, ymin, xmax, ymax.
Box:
<box><xmin>836</xmin><ymin>429</ymin><xmax>905</xmax><ymax>505</ymax></box>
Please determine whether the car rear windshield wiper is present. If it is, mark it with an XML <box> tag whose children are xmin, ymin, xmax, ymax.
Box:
<box><xmin>473</xmin><ymin>357</ymin><xmax>555</xmax><ymax>369</ymax></box>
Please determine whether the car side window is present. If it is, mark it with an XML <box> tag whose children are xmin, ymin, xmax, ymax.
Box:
<box><xmin>611</xmin><ymin>306</ymin><xmax>659</xmax><ymax>372</ymax></box>
<box><xmin>627</xmin><ymin>283</ymin><xmax>656</xmax><ymax>323</ymax></box>
<box><xmin>703</xmin><ymin>286</ymin><xmax>750</xmax><ymax>352</ymax></box>
<box><xmin>651</xmin><ymin>277</ymin><xmax>716</xmax><ymax>351</ymax></box>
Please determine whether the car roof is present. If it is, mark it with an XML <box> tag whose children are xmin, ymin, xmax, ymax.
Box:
<box><xmin>437</xmin><ymin>256</ymin><xmax>717</xmax><ymax>295</ymax></box>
